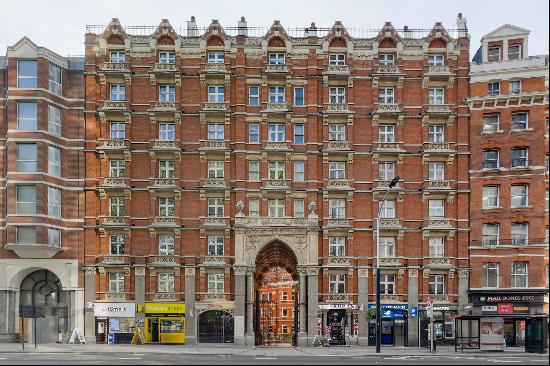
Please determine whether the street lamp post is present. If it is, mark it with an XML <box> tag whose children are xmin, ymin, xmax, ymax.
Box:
<box><xmin>376</xmin><ymin>175</ymin><xmax>400</xmax><ymax>353</ymax></box>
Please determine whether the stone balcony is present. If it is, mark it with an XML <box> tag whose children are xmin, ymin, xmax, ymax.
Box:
<box><xmin>202</xmin><ymin>102</ymin><xmax>229</xmax><ymax>112</ymax></box>
<box><xmin>324</xmin><ymin>103</ymin><xmax>352</xmax><ymax>114</ymax></box>
<box><xmin>202</xmin><ymin>63</ymin><xmax>229</xmax><ymax>73</ymax></box>
<box><xmin>324</xmin><ymin>64</ymin><xmax>350</xmax><ymax>75</ymax></box>
<box><xmin>424</xmin><ymin>142</ymin><xmax>455</xmax><ymax>153</ymax></box>
<box><xmin>327</xmin><ymin>293</ymin><xmax>350</xmax><ymax>303</ymax></box>
<box><xmin>102</xmin><ymin>100</ymin><xmax>128</xmax><ymax>111</ymax></box>
<box><xmin>152</xmin><ymin>178</ymin><xmax>177</xmax><ymax>187</ymax></box>
<box><xmin>263</xmin><ymin>141</ymin><xmax>291</xmax><ymax>151</ymax></box>
<box><xmin>235</xmin><ymin>216</ymin><xmax>314</xmax><ymax>228</ymax></box>
<box><xmin>374</xmin><ymin>64</ymin><xmax>402</xmax><ymax>75</ymax></box>
<box><xmin>203</xmin><ymin>178</ymin><xmax>226</xmax><ymax>188</ymax></box>
<box><xmin>374</xmin><ymin>141</ymin><xmax>404</xmax><ymax>153</ymax></box>
<box><xmin>264</xmin><ymin>64</ymin><xmax>290</xmax><ymax>74</ymax></box>
<box><xmin>152</xmin><ymin>140</ymin><xmax>178</xmax><ymax>150</ymax></box>
<box><xmin>100</xmin><ymin>62</ymin><xmax>130</xmax><ymax>73</ymax></box>
<box><xmin>426</xmin><ymin>180</ymin><xmax>452</xmax><ymax>191</ymax></box>
<box><xmin>325</xmin><ymin>141</ymin><xmax>351</xmax><ymax>151</ymax></box>
<box><xmin>378</xmin><ymin>257</ymin><xmax>402</xmax><ymax>267</ymax></box>
<box><xmin>325</xmin><ymin>218</ymin><xmax>351</xmax><ymax>228</ymax></box>
<box><xmin>101</xmin><ymin>255</ymin><xmax>129</xmax><ymax>265</ymax></box>
<box><xmin>202</xmin><ymin>217</ymin><xmax>230</xmax><ymax>227</ymax></box>
<box><xmin>424</xmin><ymin>257</ymin><xmax>455</xmax><ymax>269</ymax></box>
<box><xmin>326</xmin><ymin>256</ymin><xmax>351</xmax><ymax>266</ymax></box>
<box><xmin>425</xmin><ymin>104</ymin><xmax>453</xmax><ymax>115</ymax></box>
<box><xmin>100</xmin><ymin>139</ymin><xmax>128</xmax><ymax>150</ymax></box>
<box><xmin>373</xmin><ymin>180</ymin><xmax>403</xmax><ymax>191</ymax></box>
<box><xmin>149</xmin><ymin>255</ymin><xmax>178</xmax><ymax>266</ymax></box>
<box><xmin>378</xmin><ymin>218</ymin><xmax>404</xmax><ymax>230</ymax></box>
<box><xmin>5</xmin><ymin>243</ymin><xmax>66</xmax><ymax>259</ymax></box>
<box><xmin>202</xmin><ymin>293</ymin><xmax>225</xmax><ymax>302</ymax></box>
<box><xmin>426</xmin><ymin>294</ymin><xmax>449</xmax><ymax>303</ymax></box>
<box><xmin>264</xmin><ymin>179</ymin><xmax>289</xmax><ymax>189</ymax></box>
<box><xmin>102</xmin><ymin>216</ymin><xmax>129</xmax><ymax>226</ymax></box>
<box><xmin>425</xmin><ymin>65</ymin><xmax>453</xmax><ymax>79</ymax></box>
<box><xmin>327</xmin><ymin>179</ymin><xmax>351</xmax><ymax>190</ymax></box>
<box><xmin>202</xmin><ymin>256</ymin><xmax>228</xmax><ymax>266</ymax></box>
<box><xmin>153</xmin><ymin>63</ymin><xmax>178</xmax><ymax>73</ymax></box>
<box><xmin>372</xmin><ymin>103</ymin><xmax>403</xmax><ymax>115</ymax></box>
<box><xmin>101</xmin><ymin>177</ymin><xmax>127</xmax><ymax>187</ymax></box>
<box><xmin>200</xmin><ymin>140</ymin><xmax>227</xmax><ymax>151</ymax></box>
<box><xmin>424</xmin><ymin>218</ymin><xmax>455</xmax><ymax>231</ymax></box>
<box><xmin>154</xmin><ymin>293</ymin><xmax>177</xmax><ymax>302</ymax></box>
<box><xmin>380</xmin><ymin>294</ymin><xmax>401</xmax><ymax>302</ymax></box>
<box><xmin>150</xmin><ymin>101</ymin><xmax>177</xmax><ymax>112</ymax></box>
<box><xmin>263</xmin><ymin>102</ymin><xmax>288</xmax><ymax>113</ymax></box>
<box><xmin>104</xmin><ymin>292</ymin><xmax>126</xmax><ymax>301</ymax></box>
<box><xmin>153</xmin><ymin>216</ymin><xmax>178</xmax><ymax>227</ymax></box>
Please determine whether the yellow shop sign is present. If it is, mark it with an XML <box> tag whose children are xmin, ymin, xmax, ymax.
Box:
<box><xmin>144</xmin><ymin>303</ymin><xmax>185</xmax><ymax>314</ymax></box>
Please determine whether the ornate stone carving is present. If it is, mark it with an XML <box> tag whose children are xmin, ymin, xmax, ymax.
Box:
<box><xmin>409</xmin><ymin>268</ymin><xmax>419</xmax><ymax>278</ymax></box>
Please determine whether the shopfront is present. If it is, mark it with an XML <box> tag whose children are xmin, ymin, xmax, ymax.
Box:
<box><xmin>319</xmin><ymin>304</ymin><xmax>357</xmax><ymax>346</ymax></box>
<box><xmin>367</xmin><ymin>304</ymin><xmax>408</xmax><ymax>346</ymax></box>
<box><xmin>419</xmin><ymin>305</ymin><xmax>457</xmax><ymax>347</ymax></box>
<box><xmin>94</xmin><ymin>302</ymin><xmax>136</xmax><ymax>344</ymax></box>
<box><xmin>470</xmin><ymin>292</ymin><xmax>547</xmax><ymax>348</ymax></box>
<box><xmin>144</xmin><ymin>303</ymin><xmax>185</xmax><ymax>344</ymax></box>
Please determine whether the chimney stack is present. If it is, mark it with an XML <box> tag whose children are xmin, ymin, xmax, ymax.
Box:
<box><xmin>238</xmin><ymin>16</ymin><xmax>248</xmax><ymax>36</ymax></box>
<box><xmin>187</xmin><ymin>16</ymin><xmax>198</xmax><ymax>36</ymax></box>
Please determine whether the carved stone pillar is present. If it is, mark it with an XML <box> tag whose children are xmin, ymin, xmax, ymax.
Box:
<box><xmin>307</xmin><ymin>267</ymin><xmax>319</xmax><ymax>344</ymax></box>
<box><xmin>245</xmin><ymin>269</ymin><xmax>255</xmax><ymax>345</ymax></box>
<box><xmin>233</xmin><ymin>266</ymin><xmax>246</xmax><ymax>346</ymax></box>
<box><xmin>297</xmin><ymin>268</ymin><xmax>308</xmax><ymax>346</ymax></box>
<box><xmin>184</xmin><ymin>267</ymin><xmax>196</xmax><ymax>344</ymax></box>
<box><xmin>83</xmin><ymin>266</ymin><xmax>97</xmax><ymax>343</ymax></box>
<box><xmin>357</xmin><ymin>267</ymin><xmax>369</xmax><ymax>345</ymax></box>
<box><xmin>407</xmin><ymin>267</ymin><xmax>420</xmax><ymax>347</ymax></box>
<box><xmin>458</xmin><ymin>268</ymin><xmax>470</xmax><ymax>314</ymax></box>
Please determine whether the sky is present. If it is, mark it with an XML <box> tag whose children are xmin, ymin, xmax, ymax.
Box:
<box><xmin>0</xmin><ymin>0</ymin><xmax>548</xmax><ymax>57</ymax></box>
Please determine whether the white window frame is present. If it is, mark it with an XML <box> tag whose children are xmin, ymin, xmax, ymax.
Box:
<box><xmin>159</xmin><ymin>235</ymin><xmax>174</xmax><ymax>255</ymax></box>
<box><xmin>379</xmin><ymin>236</ymin><xmax>396</xmax><ymax>258</ymax></box>
<box><xmin>159</xmin><ymin>160</ymin><xmax>175</xmax><ymax>179</ymax></box>
<box><xmin>158</xmin><ymin>273</ymin><xmax>175</xmax><ymax>293</ymax></box>
<box><xmin>109</xmin><ymin>196</ymin><xmax>125</xmax><ymax>217</ymax></box>
<box><xmin>488</xmin><ymin>81</ymin><xmax>501</xmax><ymax>96</ymax></box>
<box><xmin>48</xmin><ymin>146</ymin><xmax>61</xmax><ymax>177</ymax></box>
<box><xmin>429</xmin><ymin>275</ymin><xmax>445</xmax><ymax>295</ymax></box>
<box><xmin>16</xmin><ymin>226</ymin><xmax>37</xmax><ymax>244</ymax></box>
<box><xmin>249</xmin><ymin>123</ymin><xmax>259</xmax><ymax>142</ymax></box>
<box><xmin>380</xmin><ymin>274</ymin><xmax>395</xmax><ymax>294</ymax></box>
<box><xmin>488</xmin><ymin>47</ymin><xmax>501</xmax><ymax>62</ymax></box>
<box><xmin>483</xmin><ymin>149</ymin><xmax>500</xmax><ymax>169</ymax></box>
<box><xmin>429</xmin><ymin>88</ymin><xmax>445</xmax><ymax>104</ymax></box>
<box><xmin>48</xmin><ymin>228</ymin><xmax>61</xmax><ymax>248</ymax></box>
<box><xmin>429</xmin><ymin>199</ymin><xmax>445</xmax><ymax>218</ymax></box>
<box><xmin>429</xmin><ymin>162</ymin><xmax>445</xmax><ymax>181</ymax></box>
<box><xmin>329</xmin><ymin>53</ymin><xmax>346</xmax><ymax>65</ymax></box>
<box><xmin>268</xmin><ymin>53</ymin><xmax>285</xmax><ymax>65</ymax></box>
<box><xmin>16</xmin><ymin>185</ymin><xmax>36</xmax><ymax>214</ymax></box>
<box><xmin>428</xmin><ymin>54</ymin><xmax>445</xmax><ymax>66</ymax></box>
<box><xmin>379</xmin><ymin>124</ymin><xmax>395</xmax><ymax>142</ymax></box>
<box><xmin>208</xmin><ymin>52</ymin><xmax>225</xmax><ymax>64</ymax></box>
<box><xmin>294</xmin><ymin>87</ymin><xmax>304</xmax><ymax>106</ymax></box>
<box><xmin>109</xmin><ymin>272</ymin><xmax>125</xmax><ymax>293</ymax></box>
<box><xmin>482</xmin><ymin>186</ymin><xmax>500</xmax><ymax>209</ymax></box>
<box><xmin>508</xmin><ymin>45</ymin><xmax>521</xmax><ymax>60</ymax></box>
<box><xmin>378</xmin><ymin>88</ymin><xmax>395</xmax><ymax>104</ymax></box>
<box><xmin>158</xmin><ymin>51</ymin><xmax>175</xmax><ymax>64</ymax></box>
<box><xmin>268</xmin><ymin>199</ymin><xmax>285</xmax><ymax>218</ymax></box>
<box><xmin>511</xmin><ymin>112</ymin><xmax>528</xmax><ymax>130</ymax></box>
<box><xmin>110</xmin><ymin>234</ymin><xmax>125</xmax><ymax>255</ymax></box>
<box><xmin>208</xmin><ymin>86</ymin><xmax>225</xmax><ymax>103</ymax></box>
<box><xmin>17</xmin><ymin>60</ymin><xmax>37</xmax><ymax>88</ymax></box>
<box><xmin>48</xmin><ymin>104</ymin><xmax>62</xmax><ymax>136</ymax></box>
<box><xmin>109</xmin><ymin>50</ymin><xmax>125</xmax><ymax>63</ymax></box>
<box><xmin>329</xmin><ymin>124</ymin><xmax>346</xmax><ymax>141</ymax></box>
<box><xmin>329</xmin><ymin>161</ymin><xmax>346</xmax><ymax>179</ymax></box>
<box><xmin>208</xmin><ymin>273</ymin><xmax>224</xmax><ymax>294</ymax></box>
<box><xmin>208</xmin><ymin>236</ymin><xmax>224</xmax><ymax>256</ymax></box>
<box><xmin>482</xmin><ymin>223</ymin><xmax>500</xmax><ymax>246</ymax></box>
<box><xmin>379</xmin><ymin>53</ymin><xmax>395</xmax><ymax>65</ymax></box>
<box><xmin>159</xmin><ymin>84</ymin><xmax>175</xmax><ymax>102</ymax></box>
<box><xmin>510</xmin><ymin>79</ymin><xmax>522</xmax><ymax>94</ymax></box>
<box><xmin>429</xmin><ymin>125</ymin><xmax>445</xmax><ymax>143</ymax></box>
<box><xmin>511</xmin><ymin>148</ymin><xmax>528</xmax><ymax>168</ymax></box>
<box><xmin>49</xmin><ymin>63</ymin><xmax>62</xmax><ymax>96</ymax></box>
<box><xmin>159</xmin><ymin>197</ymin><xmax>175</xmax><ymax>217</ymax></box>
<box><xmin>294</xmin><ymin>198</ymin><xmax>304</xmax><ymax>218</ymax></box>
<box><xmin>511</xmin><ymin>184</ymin><xmax>528</xmax><ymax>208</ymax></box>
<box><xmin>429</xmin><ymin>237</ymin><xmax>445</xmax><ymax>257</ymax></box>
<box><xmin>329</xmin><ymin>87</ymin><xmax>346</xmax><ymax>104</ymax></box>
<box><xmin>294</xmin><ymin>161</ymin><xmax>305</xmax><ymax>182</ymax></box>
<box><xmin>248</xmin><ymin>86</ymin><xmax>260</xmax><ymax>106</ymax></box>
<box><xmin>269</xmin><ymin>161</ymin><xmax>285</xmax><ymax>180</ymax></box>
<box><xmin>208</xmin><ymin>198</ymin><xmax>224</xmax><ymax>217</ymax></box>
<box><xmin>379</xmin><ymin>199</ymin><xmax>395</xmax><ymax>219</ymax></box>
<box><xmin>268</xmin><ymin>86</ymin><xmax>285</xmax><ymax>102</ymax></box>
<box><xmin>208</xmin><ymin>160</ymin><xmax>224</xmax><ymax>179</ymax></box>
<box><xmin>248</xmin><ymin>161</ymin><xmax>260</xmax><ymax>181</ymax></box>
<box><xmin>159</xmin><ymin>123</ymin><xmax>175</xmax><ymax>141</ymax></box>
<box><xmin>329</xmin><ymin>237</ymin><xmax>346</xmax><ymax>257</ymax></box>
<box><xmin>511</xmin><ymin>222</ymin><xmax>528</xmax><ymax>245</ymax></box>
<box><xmin>110</xmin><ymin>160</ymin><xmax>125</xmax><ymax>178</ymax></box>
<box><xmin>482</xmin><ymin>114</ymin><xmax>500</xmax><ymax>133</ymax></box>
<box><xmin>379</xmin><ymin>162</ymin><xmax>395</xmax><ymax>181</ymax></box>
<box><xmin>329</xmin><ymin>274</ymin><xmax>346</xmax><ymax>294</ymax></box>
<box><xmin>511</xmin><ymin>262</ymin><xmax>528</xmax><ymax>288</ymax></box>
<box><xmin>249</xmin><ymin>198</ymin><xmax>260</xmax><ymax>217</ymax></box>
<box><xmin>482</xmin><ymin>263</ymin><xmax>499</xmax><ymax>288</ymax></box>
<box><xmin>329</xmin><ymin>199</ymin><xmax>346</xmax><ymax>219</ymax></box>
<box><xmin>17</xmin><ymin>143</ymin><xmax>37</xmax><ymax>172</ymax></box>
<box><xmin>109</xmin><ymin>84</ymin><xmax>125</xmax><ymax>101</ymax></box>
<box><xmin>268</xmin><ymin>124</ymin><xmax>285</xmax><ymax>142</ymax></box>
<box><xmin>17</xmin><ymin>101</ymin><xmax>37</xmax><ymax>131</ymax></box>
<box><xmin>109</xmin><ymin>122</ymin><xmax>125</xmax><ymax>139</ymax></box>
<box><xmin>294</xmin><ymin>124</ymin><xmax>305</xmax><ymax>144</ymax></box>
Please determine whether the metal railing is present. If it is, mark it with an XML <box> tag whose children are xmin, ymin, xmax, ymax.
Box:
<box><xmin>472</xmin><ymin>238</ymin><xmax>548</xmax><ymax>247</ymax></box>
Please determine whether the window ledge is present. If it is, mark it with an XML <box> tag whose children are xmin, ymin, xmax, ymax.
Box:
<box><xmin>481</xmin><ymin>130</ymin><xmax>504</xmax><ymax>135</ymax></box>
<box><xmin>511</xmin><ymin>205</ymin><xmax>532</xmax><ymax>210</ymax></box>
<box><xmin>510</xmin><ymin>128</ymin><xmax>533</xmax><ymax>133</ymax></box>
<box><xmin>482</xmin><ymin>207</ymin><xmax>502</xmax><ymax>211</ymax></box>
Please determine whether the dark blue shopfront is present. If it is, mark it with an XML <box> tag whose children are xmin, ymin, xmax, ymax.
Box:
<box><xmin>368</xmin><ymin>304</ymin><xmax>409</xmax><ymax>346</ymax></box>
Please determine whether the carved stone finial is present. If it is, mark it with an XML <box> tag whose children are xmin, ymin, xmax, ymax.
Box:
<box><xmin>308</xmin><ymin>201</ymin><xmax>317</xmax><ymax>214</ymax></box>
<box><xmin>236</xmin><ymin>200</ymin><xmax>245</xmax><ymax>217</ymax></box>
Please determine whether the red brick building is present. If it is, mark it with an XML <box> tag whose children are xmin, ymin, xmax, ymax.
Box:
<box><xmin>468</xmin><ymin>24</ymin><xmax>549</xmax><ymax>347</ymax></box>
<box><xmin>0</xmin><ymin>38</ymin><xmax>85</xmax><ymax>343</ymax></box>
<box><xmin>81</xmin><ymin>16</ymin><xmax>471</xmax><ymax>347</ymax></box>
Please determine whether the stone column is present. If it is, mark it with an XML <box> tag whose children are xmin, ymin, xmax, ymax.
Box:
<box><xmin>134</xmin><ymin>266</ymin><xmax>146</xmax><ymax>333</ymax></box>
<box><xmin>184</xmin><ymin>267</ymin><xmax>196</xmax><ymax>344</ymax></box>
<box><xmin>297</xmin><ymin>268</ymin><xmax>308</xmax><ymax>346</ymax></box>
<box><xmin>407</xmin><ymin>267</ymin><xmax>420</xmax><ymax>347</ymax></box>
<box><xmin>83</xmin><ymin>267</ymin><xmax>97</xmax><ymax>343</ymax></box>
<box><xmin>346</xmin><ymin>309</ymin><xmax>353</xmax><ymax>345</ymax></box>
<box><xmin>0</xmin><ymin>290</ymin><xmax>17</xmax><ymax>342</ymax></box>
<box><xmin>357</xmin><ymin>267</ymin><xmax>369</xmax><ymax>345</ymax></box>
<box><xmin>502</xmin><ymin>39</ymin><xmax>509</xmax><ymax>61</ymax></box>
<box><xmin>458</xmin><ymin>269</ymin><xmax>469</xmax><ymax>314</ymax></box>
<box><xmin>233</xmin><ymin>266</ymin><xmax>246</xmax><ymax>346</ymax></box>
<box><xmin>245</xmin><ymin>269</ymin><xmax>255</xmax><ymax>346</ymax></box>
<box><xmin>307</xmin><ymin>267</ymin><xmax>319</xmax><ymax>344</ymax></box>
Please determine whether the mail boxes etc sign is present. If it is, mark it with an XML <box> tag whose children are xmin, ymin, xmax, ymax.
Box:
<box><xmin>94</xmin><ymin>303</ymin><xmax>136</xmax><ymax>318</ymax></box>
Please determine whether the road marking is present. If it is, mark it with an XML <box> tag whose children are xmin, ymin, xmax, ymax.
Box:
<box><xmin>118</xmin><ymin>357</ymin><xmax>142</xmax><ymax>360</ymax></box>
<box><xmin>255</xmin><ymin>357</ymin><xmax>277</xmax><ymax>360</ymax></box>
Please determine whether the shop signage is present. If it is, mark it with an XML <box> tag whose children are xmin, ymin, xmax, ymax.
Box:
<box><xmin>411</xmin><ymin>307</ymin><xmax>417</xmax><ymax>317</ymax></box>
<box><xmin>482</xmin><ymin>305</ymin><xmax>497</xmax><ymax>312</ymax></box>
<box><xmin>497</xmin><ymin>303</ymin><xmax>513</xmax><ymax>314</ymax></box>
<box><xmin>144</xmin><ymin>303</ymin><xmax>185</xmax><ymax>314</ymax></box>
<box><xmin>433</xmin><ymin>306</ymin><xmax>450</xmax><ymax>311</ymax></box>
<box><xmin>94</xmin><ymin>302</ymin><xmax>136</xmax><ymax>318</ymax></box>
<box><xmin>368</xmin><ymin>304</ymin><xmax>408</xmax><ymax>319</ymax></box>
<box><xmin>479</xmin><ymin>295</ymin><xmax>537</xmax><ymax>303</ymax></box>
<box><xmin>513</xmin><ymin>306</ymin><xmax>529</xmax><ymax>313</ymax></box>
<box><xmin>318</xmin><ymin>304</ymin><xmax>358</xmax><ymax>310</ymax></box>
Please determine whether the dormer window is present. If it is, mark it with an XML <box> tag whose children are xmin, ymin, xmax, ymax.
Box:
<box><xmin>428</xmin><ymin>54</ymin><xmax>445</xmax><ymax>66</ymax></box>
<box><xmin>109</xmin><ymin>51</ymin><xmax>125</xmax><ymax>63</ymax></box>
<box><xmin>508</xmin><ymin>44</ymin><xmax>521</xmax><ymax>60</ymax></box>
<box><xmin>329</xmin><ymin>54</ymin><xmax>346</xmax><ymax>65</ymax></box>
<box><xmin>159</xmin><ymin>52</ymin><xmax>175</xmax><ymax>64</ymax></box>
<box><xmin>268</xmin><ymin>53</ymin><xmax>285</xmax><ymax>65</ymax></box>
<box><xmin>488</xmin><ymin>47</ymin><xmax>500</xmax><ymax>62</ymax></box>
<box><xmin>207</xmin><ymin>52</ymin><xmax>224</xmax><ymax>64</ymax></box>
<box><xmin>379</xmin><ymin>53</ymin><xmax>395</xmax><ymax>65</ymax></box>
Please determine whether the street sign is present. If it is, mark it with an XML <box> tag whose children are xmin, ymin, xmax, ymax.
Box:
<box><xmin>411</xmin><ymin>307</ymin><xmax>417</xmax><ymax>317</ymax></box>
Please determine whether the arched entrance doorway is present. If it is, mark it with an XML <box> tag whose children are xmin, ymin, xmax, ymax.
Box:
<box><xmin>254</xmin><ymin>241</ymin><xmax>299</xmax><ymax>346</ymax></box>
<box><xmin>20</xmin><ymin>270</ymin><xmax>69</xmax><ymax>343</ymax></box>
<box><xmin>198</xmin><ymin>310</ymin><xmax>234</xmax><ymax>344</ymax></box>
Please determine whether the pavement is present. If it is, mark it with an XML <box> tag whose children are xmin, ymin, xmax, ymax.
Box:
<box><xmin>0</xmin><ymin>343</ymin><xmax>547</xmax><ymax>357</ymax></box>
